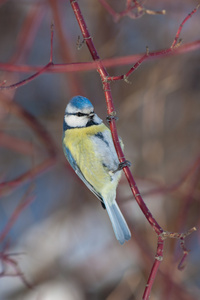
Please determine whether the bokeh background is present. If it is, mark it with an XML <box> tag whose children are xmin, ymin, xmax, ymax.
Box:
<box><xmin>0</xmin><ymin>0</ymin><xmax>200</xmax><ymax>299</ymax></box>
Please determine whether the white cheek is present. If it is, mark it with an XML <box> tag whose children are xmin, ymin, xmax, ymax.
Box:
<box><xmin>93</xmin><ymin>114</ymin><xmax>102</xmax><ymax>124</ymax></box>
<box><xmin>64</xmin><ymin>115</ymin><xmax>88</xmax><ymax>128</ymax></box>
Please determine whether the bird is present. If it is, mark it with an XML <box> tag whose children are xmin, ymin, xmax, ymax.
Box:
<box><xmin>62</xmin><ymin>95</ymin><xmax>131</xmax><ymax>244</ymax></box>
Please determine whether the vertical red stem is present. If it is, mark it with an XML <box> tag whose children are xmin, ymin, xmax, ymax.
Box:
<box><xmin>70</xmin><ymin>0</ymin><xmax>163</xmax><ymax>236</ymax></box>
<box><xmin>143</xmin><ymin>236</ymin><xmax>164</xmax><ymax>300</ymax></box>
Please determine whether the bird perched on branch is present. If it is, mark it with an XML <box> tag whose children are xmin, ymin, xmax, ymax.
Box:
<box><xmin>62</xmin><ymin>95</ymin><xmax>131</xmax><ymax>244</ymax></box>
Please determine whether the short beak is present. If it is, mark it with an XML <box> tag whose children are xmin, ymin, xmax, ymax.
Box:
<box><xmin>89</xmin><ymin>112</ymin><xmax>94</xmax><ymax>119</ymax></box>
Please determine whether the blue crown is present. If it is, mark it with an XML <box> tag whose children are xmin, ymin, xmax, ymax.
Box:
<box><xmin>70</xmin><ymin>96</ymin><xmax>94</xmax><ymax>110</ymax></box>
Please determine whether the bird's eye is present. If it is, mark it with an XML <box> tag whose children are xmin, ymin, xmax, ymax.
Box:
<box><xmin>77</xmin><ymin>112</ymin><xmax>84</xmax><ymax>117</ymax></box>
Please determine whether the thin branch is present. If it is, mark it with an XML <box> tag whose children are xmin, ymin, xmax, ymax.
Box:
<box><xmin>107</xmin><ymin>47</ymin><xmax>149</xmax><ymax>81</ymax></box>
<box><xmin>143</xmin><ymin>236</ymin><xmax>164</xmax><ymax>300</ymax></box>
<box><xmin>107</xmin><ymin>2</ymin><xmax>200</xmax><ymax>82</ymax></box>
<box><xmin>132</xmin><ymin>229</ymin><xmax>198</xmax><ymax>300</ymax></box>
<box><xmin>0</xmin><ymin>61</ymin><xmax>54</xmax><ymax>90</ymax></box>
<box><xmin>0</xmin><ymin>243</ymin><xmax>32</xmax><ymax>288</ymax></box>
<box><xmin>163</xmin><ymin>227</ymin><xmax>197</xmax><ymax>271</ymax></box>
<box><xmin>99</xmin><ymin>0</ymin><xmax>165</xmax><ymax>22</ymax></box>
<box><xmin>69</xmin><ymin>1</ymin><xmax>198</xmax><ymax>298</ymax></box>
<box><xmin>171</xmin><ymin>4</ymin><xmax>200</xmax><ymax>48</ymax></box>
<box><xmin>0</xmin><ymin>39</ymin><xmax>200</xmax><ymax>90</ymax></box>
<box><xmin>0</xmin><ymin>39</ymin><xmax>199</xmax><ymax>89</ymax></box>
<box><xmin>70</xmin><ymin>0</ymin><xmax>163</xmax><ymax>234</ymax></box>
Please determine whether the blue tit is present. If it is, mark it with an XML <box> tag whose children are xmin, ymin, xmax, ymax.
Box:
<box><xmin>62</xmin><ymin>95</ymin><xmax>131</xmax><ymax>244</ymax></box>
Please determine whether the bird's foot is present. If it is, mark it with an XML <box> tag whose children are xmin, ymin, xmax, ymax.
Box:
<box><xmin>112</xmin><ymin>160</ymin><xmax>131</xmax><ymax>173</ymax></box>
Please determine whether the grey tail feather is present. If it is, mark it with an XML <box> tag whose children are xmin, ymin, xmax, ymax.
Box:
<box><xmin>104</xmin><ymin>200</ymin><xmax>131</xmax><ymax>245</ymax></box>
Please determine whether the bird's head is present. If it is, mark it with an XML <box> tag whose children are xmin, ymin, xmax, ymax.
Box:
<box><xmin>64</xmin><ymin>96</ymin><xmax>102</xmax><ymax>129</ymax></box>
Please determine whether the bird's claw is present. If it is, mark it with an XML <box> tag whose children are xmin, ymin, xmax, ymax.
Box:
<box><xmin>113</xmin><ymin>160</ymin><xmax>131</xmax><ymax>173</ymax></box>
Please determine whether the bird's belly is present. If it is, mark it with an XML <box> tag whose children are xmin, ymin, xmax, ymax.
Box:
<box><xmin>64</xmin><ymin>126</ymin><xmax>121</xmax><ymax>198</ymax></box>
<box><xmin>78</xmin><ymin>140</ymin><xmax>111</xmax><ymax>192</ymax></box>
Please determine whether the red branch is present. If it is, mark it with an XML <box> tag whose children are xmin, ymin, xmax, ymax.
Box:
<box><xmin>0</xmin><ymin>62</ymin><xmax>54</xmax><ymax>90</ymax></box>
<box><xmin>69</xmin><ymin>1</ymin><xmax>198</xmax><ymax>299</ymax></box>
<box><xmin>107</xmin><ymin>5</ymin><xmax>200</xmax><ymax>82</ymax></box>
<box><xmin>0</xmin><ymin>1</ymin><xmax>197</xmax><ymax>297</ymax></box>
<box><xmin>0</xmin><ymin>242</ymin><xmax>32</xmax><ymax>288</ymax></box>
<box><xmin>1</xmin><ymin>39</ymin><xmax>200</xmax><ymax>89</ymax></box>
<box><xmin>171</xmin><ymin>4</ymin><xmax>200</xmax><ymax>48</ymax></box>
<box><xmin>99</xmin><ymin>0</ymin><xmax>165</xmax><ymax>22</ymax></box>
<box><xmin>143</xmin><ymin>235</ymin><xmax>164</xmax><ymax>300</ymax></box>
<box><xmin>0</xmin><ymin>40</ymin><xmax>198</xmax><ymax>68</ymax></box>
<box><xmin>70</xmin><ymin>0</ymin><xmax>162</xmax><ymax>231</ymax></box>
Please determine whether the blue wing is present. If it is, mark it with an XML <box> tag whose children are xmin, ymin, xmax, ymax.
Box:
<box><xmin>63</xmin><ymin>143</ymin><xmax>104</xmax><ymax>204</ymax></box>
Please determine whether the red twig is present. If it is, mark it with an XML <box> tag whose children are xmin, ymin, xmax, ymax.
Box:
<box><xmin>143</xmin><ymin>235</ymin><xmax>164</xmax><ymax>300</ymax></box>
<box><xmin>142</xmin><ymin>228</ymin><xmax>196</xmax><ymax>299</ymax></box>
<box><xmin>108</xmin><ymin>3</ymin><xmax>200</xmax><ymax>82</ymax></box>
<box><xmin>0</xmin><ymin>244</ymin><xmax>32</xmax><ymax>288</ymax></box>
<box><xmin>164</xmin><ymin>228</ymin><xmax>197</xmax><ymax>271</ymax></box>
<box><xmin>99</xmin><ymin>0</ymin><xmax>165</xmax><ymax>22</ymax></box>
<box><xmin>132</xmin><ymin>231</ymin><xmax>198</xmax><ymax>300</ymax></box>
<box><xmin>171</xmin><ymin>4</ymin><xmax>200</xmax><ymax>48</ymax></box>
<box><xmin>70</xmin><ymin>0</ymin><xmax>162</xmax><ymax>231</ymax></box>
<box><xmin>1</xmin><ymin>39</ymin><xmax>200</xmax><ymax>89</ymax></box>
<box><xmin>0</xmin><ymin>61</ymin><xmax>54</xmax><ymax>90</ymax></box>
<box><xmin>107</xmin><ymin>47</ymin><xmax>149</xmax><ymax>81</ymax></box>
<box><xmin>69</xmin><ymin>1</ymin><xmax>197</xmax><ymax>298</ymax></box>
<box><xmin>0</xmin><ymin>3</ymin><xmax>198</xmax><ymax>91</ymax></box>
<box><xmin>0</xmin><ymin>71</ymin><xmax>57</xmax><ymax>198</ymax></box>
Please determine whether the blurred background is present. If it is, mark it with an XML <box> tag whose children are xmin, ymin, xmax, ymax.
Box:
<box><xmin>0</xmin><ymin>0</ymin><xmax>199</xmax><ymax>299</ymax></box>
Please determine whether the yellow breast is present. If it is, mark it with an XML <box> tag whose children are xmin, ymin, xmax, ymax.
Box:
<box><xmin>63</xmin><ymin>123</ymin><xmax>118</xmax><ymax>195</ymax></box>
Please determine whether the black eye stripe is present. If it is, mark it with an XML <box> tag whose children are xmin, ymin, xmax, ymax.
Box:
<box><xmin>65</xmin><ymin>112</ymin><xmax>94</xmax><ymax>117</ymax></box>
<box><xmin>77</xmin><ymin>112</ymin><xmax>86</xmax><ymax>117</ymax></box>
